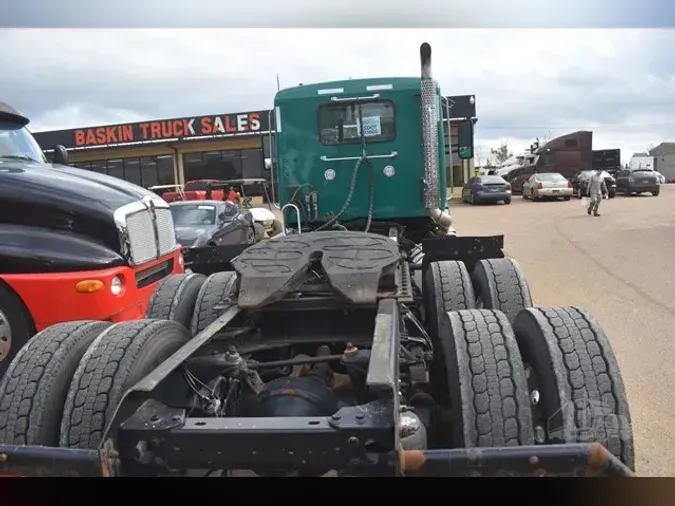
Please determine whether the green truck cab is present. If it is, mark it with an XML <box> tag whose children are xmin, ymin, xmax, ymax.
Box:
<box><xmin>270</xmin><ymin>43</ymin><xmax>474</xmax><ymax>238</ymax></box>
<box><xmin>274</xmin><ymin>76</ymin><xmax>449</xmax><ymax>223</ymax></box>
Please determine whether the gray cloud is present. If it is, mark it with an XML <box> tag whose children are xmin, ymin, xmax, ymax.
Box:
<box><xmin>2</xmin><ymin>29</ymin><xmax>675</xmax><ymax>162</ymax></box>
<box><xmin>5</xmin><ymin>0</ymin><xmax>666</xmax><ymax>28</ymax></box>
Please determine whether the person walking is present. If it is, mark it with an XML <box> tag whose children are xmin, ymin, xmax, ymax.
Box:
<box><xmin>587</xmin><ymin>169</ymin><xmax>608</xmax><ymax>217</ymax></box>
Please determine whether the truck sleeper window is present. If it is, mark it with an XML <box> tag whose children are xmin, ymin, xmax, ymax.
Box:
<box><xmin>318</xmin><ymin>100</ymin><xmax>396</xmax><ymax>146</ymax></box>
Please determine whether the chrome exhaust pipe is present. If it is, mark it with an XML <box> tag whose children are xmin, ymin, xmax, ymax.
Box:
<box><xmin>419</xmin><ymin>42</ymin><xmax>454</xmax><ymax>235</ymax></box>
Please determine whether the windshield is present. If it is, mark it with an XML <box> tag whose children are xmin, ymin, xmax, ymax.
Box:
<box><xmin>537</xmin><ymin>173</ymin><xmax>565</xmax><ymax>181</ymax></box>
<box><xmin>0</xmin><ymin>120</ymin><xmax>47</xmax><ymax>164</ymax></box>
<box><xmin>184</xmin><ymin>181</ymin><xmax>209</xmax><ymax>191</ymax></box>
<box><xmin>481</xmin><ymin>176</ymin><xmax>506</xmax><ymax>184</ymax></box>
<box><xmin>170</xmin><ymin>205</ymin><xmax>217</xmax><ymax>226</ymax></box>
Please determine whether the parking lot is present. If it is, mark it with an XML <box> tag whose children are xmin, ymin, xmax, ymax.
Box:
<box><xmin>451</xmin><ymin>185</ymin><xmax>675</xmax><ymax>476</ymax></box>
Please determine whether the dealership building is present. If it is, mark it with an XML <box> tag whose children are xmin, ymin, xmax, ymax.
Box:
<box><xmin>33</xmin><ymin>96</ymin><xmax>476</xmax><ymax>195</ymax></box>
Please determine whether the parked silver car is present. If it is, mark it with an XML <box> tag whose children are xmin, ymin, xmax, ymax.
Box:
<box><xmin>522</xmin><ymin>172</ymin><xmax>573</xmax><ymax>201</ymax></box>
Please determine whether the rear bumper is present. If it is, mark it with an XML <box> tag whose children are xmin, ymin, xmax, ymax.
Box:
<box><xmin>0</xmin><ymin>441</ymin><xmax>633</xmax><ymax>477</ymax></box>
<box><xmin>576</xmin><ymin>185</ymin><xmax>616</xmax><ymax>197</ymax></box>
<box><xmin>538</xmin><ymin>188</ymin><xmax>573</xmax><ymax>198</ymax></box>
<box><xmin>628</xmin><ymin>184</ymin><xmax>660</xmax><ymax>193</ymax></box>
<box><xmin>475</xmin><ymin>191</ymin><xmax>511</xmax><ymax>202</ymax></box>
<box><xmin>2</xmin><ymin>249</ymin><xmax>184</xmax><ymax>331</ymax></box>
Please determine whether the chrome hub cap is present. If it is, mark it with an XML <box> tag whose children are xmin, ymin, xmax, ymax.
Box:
<box><xmin>0</xmin><ymin>310</ymin><xmax>12</xmax><ymax>364</ymax></box>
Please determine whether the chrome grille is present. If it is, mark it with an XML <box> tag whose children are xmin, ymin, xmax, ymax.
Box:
<box><xmin>126</xmin><ymin>210</ymin><xmax>157</xmax><ymax>265</ymax></box>
<box><xmin>155</xmin><ymin>208</ymin><xmax>177</xmax><ymax>256</ymax></box>
<box><xmin>115</xmin><ymin>198</ymin><xmax>178</xmax><ymax>266</ymax></box>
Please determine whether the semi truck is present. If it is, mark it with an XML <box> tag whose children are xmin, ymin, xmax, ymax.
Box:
<box><xmin>0</xmin><ymin>101</ymin><xmax>184</xmax><ymax>378</ymax></box>
<box><xmin>0</xmin><ymin>44</ymin><xmax>634</xmax><ymax>477</ymax></box>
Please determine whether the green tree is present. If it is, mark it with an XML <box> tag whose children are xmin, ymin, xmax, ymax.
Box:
<box><xmin>490</xmin><ymin>142</ymin><xmax>512</xmax><ymax>165</ymax></box>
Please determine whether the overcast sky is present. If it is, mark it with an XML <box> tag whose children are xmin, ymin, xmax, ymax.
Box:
<box><xmin>2</xmin><ymin>28</ymin><xmax>675</xmax><ymax>164</ymax></box>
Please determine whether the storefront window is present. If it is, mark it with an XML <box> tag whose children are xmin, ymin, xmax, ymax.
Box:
<box><xmin>221</xmin><ymin>150</ymin><xmax>242</xmax><ymax>179</ymax></box>
<box><xmin>89</xmin><ymin>160</ymin><xmax>107</xmax><ymax>174</ymax></box>
<box><xmin>183</xmin><ymin>152</ymin><xmax>204</xmax><ymax>180</ymax></box>
<box><xmin>124</xmin><ymin>158</ymin><xmax>142</xmax><ymax>186</ymax></box>
<box><xmin>156</xmin><ymin>155</ymin><xmax>174</xmax><ymax>185</ymax></box>
<box><xmin>140</xmin><ymin>156</ymin><xmax>159</xmax><ymax>187</ymax></box>
<box><xmin>241</xmin><ymin>148</ymin><xmax>264</xmax><ymax>179</ymax></box>
<box><xmin>202</xmin><ymin>151</ymin><xmax>225</xmax><ymax>180</ymax></box>
<box><xmin>107</xmin><ymin>159</ymin><xmax>124</xmax><ymax>180</ymax></box>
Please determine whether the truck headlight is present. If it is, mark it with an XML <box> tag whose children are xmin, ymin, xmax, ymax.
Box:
<box><xmin>111</xmin><ymin>276</ymin><xmax>123</xmax><ymax>296</ymax></box>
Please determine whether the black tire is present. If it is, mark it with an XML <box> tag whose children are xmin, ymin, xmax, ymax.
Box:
<box><xmin>563</xmin><ymin>196</ymin><xmax>571</xmax><ymax>201</ymax></box>
<box><xmin>504</xmin><ymin>198</ymin><xmax>512</xmax><ymax>205</ymax></box>
<box><xmin>0</xmin><ymin>321</ymin><xmax>111</xmax><ymax>445</ymax></box>
<box><xmin>270</xmin><ymin>219</ymin><xmax>284</xmax><ymax>237</ymax></box>
<box><xmin>512</xmin><ymin>306</ymin><xmax>635</xmax><ymax>470</ymax></box>
<box><xmin>59</xmin><ymin>319</ymin><xmax>190</xmax><ymax>449</ymax></box>
<box><xmin>423</xmin><ymin>261</ymin><xmax>476</xmax><ymax>390</ymax></box>
<box><xmin>439</xmin><ymin>310</ymin><xmax>534</xmax><ymax>447</ymax></box>
<box><xmin>253</xmin><ymin>222</ymin><xmax>266</xmax><ymax>241</ymax></box>
<box><xmin>145</xmin><ymin>273</ymin><xmax>207</xmax><ymax>329</ymax></box>
<box><xmin>246</xmin><ymin>226</ymin><xmax>256</xmax><ymax>244</ymax></box>
<box><xmin>190</xmin><ymin>271</ymin><xmax>238</xmax><ymax>336</ymax></box>
<box><xmin>0</xmin><ymin>283</ymin><xmax>36</xmax><ymax>379</ymax></box>
<box><xmin>472</xmin><ymin>258</ymin><xmax>533</xmax><ymax>324</ymax></box>
<box><xmin>652</xmin><ymin>189</ymin><xmax>660</xmax><ymax>197</ymax></box>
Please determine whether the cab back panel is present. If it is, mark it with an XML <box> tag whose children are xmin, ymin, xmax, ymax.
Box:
<box><xmin>274</xmin><ymin>78</ymin><xmax>431</xmax><ymax>222</ymax></box>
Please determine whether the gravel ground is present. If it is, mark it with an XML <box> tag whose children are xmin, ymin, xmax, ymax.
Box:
<box><xmin>451</xmin><ymin>186</ymin><xmax>675</xmax><ymax>477</ymax></box>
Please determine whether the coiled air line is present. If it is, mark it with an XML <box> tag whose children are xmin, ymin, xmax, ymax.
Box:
<box><xmin>316</xmin><ymin>105</ymin><xmax>376</xmax><ymax>233</ymax></box>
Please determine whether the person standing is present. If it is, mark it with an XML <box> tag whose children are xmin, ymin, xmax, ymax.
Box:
<box><xmin>587</xmin><ymin>169</ymin><xmax>608</xmax><ymax>217</ymax></box>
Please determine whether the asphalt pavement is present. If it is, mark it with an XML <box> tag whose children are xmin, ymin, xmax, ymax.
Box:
<box><xmin>452</xmin><ymin>187</ymin><xmax>675</xmax><ymax>477</ymax></box>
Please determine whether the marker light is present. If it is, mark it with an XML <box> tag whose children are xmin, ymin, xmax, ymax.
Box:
<box><xmin>75</xmin><ymin>280</ymin><xmax>104</xmax><ymax>293</ymax></box>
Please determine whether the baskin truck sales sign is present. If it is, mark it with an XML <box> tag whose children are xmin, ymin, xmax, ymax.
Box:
<box><xmin>33</xmin><ymin>110</ymin><xmax>273</xmax><ymax>150</ymax></box>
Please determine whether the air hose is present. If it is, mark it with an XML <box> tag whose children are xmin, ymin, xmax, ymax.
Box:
<box><xmin>316</xmin><ymin>106</ymin><xmax>376</xmax><ymax>233</ymax></box>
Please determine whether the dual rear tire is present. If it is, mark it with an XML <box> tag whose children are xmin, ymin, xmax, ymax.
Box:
<box><xmin>0</xmin><ymin>271</ymin><xmax>237</xmax><ymax>454</ymax></box>
<box><xmin>422</xmin><ymin>258</ymin><xmax>634</xmax><ymax>470</ymax></box>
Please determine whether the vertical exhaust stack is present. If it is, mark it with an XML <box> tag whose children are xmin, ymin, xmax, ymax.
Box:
<box><xmin>419</xmin><ymin>43</ymin><xmax>454</xmax><ymax>233</ymax></box>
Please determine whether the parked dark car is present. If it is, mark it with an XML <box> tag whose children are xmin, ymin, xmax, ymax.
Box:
<box><xmin>615</xmin><ymin>168</ymin><xmax>660</xmax><ymax>197</ymax></box>
<box><xmin>170</xmin><ymin>200</ymin><xmax>258</xmax><ymax>248</ymax></box>
<box><xmin>503</xmin><ymin>166</ymin><xmax>535</xmax><ymax>195</ymax></box>
<box><xmin>571</xmin><ymin>170</ymin><xmax>616</xmax><ymax>198</ymax></box>
<box><xmin>461</xmin><ymin>175</ymin><xmax>512</xmax><ymax>205</ymax></box>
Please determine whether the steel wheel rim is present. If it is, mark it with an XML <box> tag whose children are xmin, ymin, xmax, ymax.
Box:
<box><xmin>0</xmin><ymin>309</ymin><xmax>12</xmax><ymax>364</ymax></box>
